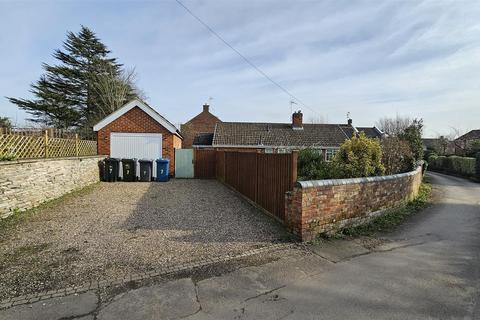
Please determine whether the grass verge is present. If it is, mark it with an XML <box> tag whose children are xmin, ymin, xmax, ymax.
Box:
<box><xmin>0</xmin><ymin>182</ymin><xmax>100</xmax><ymax>238</ymax></box>
<box><xmin>319</xmin><ymin>178</ymin><xmax>432</xmax><ymax>240</ymax></box>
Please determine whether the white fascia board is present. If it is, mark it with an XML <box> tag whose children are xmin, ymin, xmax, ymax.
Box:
<box><xmin>93</xmin><ymin>99</ymin><xmax>180</xmax><ymax>135</ymax></box>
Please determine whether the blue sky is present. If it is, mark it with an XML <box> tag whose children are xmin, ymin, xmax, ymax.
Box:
<box><xmin>1</xmin><ymin>0</ymin><xmax>479</xmax><ymax>137</ymax></box>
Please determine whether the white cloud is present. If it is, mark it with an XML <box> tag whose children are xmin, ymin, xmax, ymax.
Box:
<box><xmin>0</xmin><ymin>0</ymin><xmax>479</xmax><ymax>136</ymax></box>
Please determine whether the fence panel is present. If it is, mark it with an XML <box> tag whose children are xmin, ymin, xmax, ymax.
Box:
<box><xmin>225</xmin><ymin>152</ymin><xmax>239</xmax><ymax>187</ymax></box>
<box><xmin>235</xmin><ymin>152</ymin><xmax>257</xmax><ymax>202</ymax></box>
<box><xmin>0</xmin><ymin>131</ymin><xmax>97</xmax><ymax>160</ymax></box>
<box><xmin>222</xmin><ymin>151</ymin><xmax>297</xmax><ymax>222</ymax></box>
<box><xmin>216</xmin><ymin>150</ymin><xmax>226</xmax><ymax>181</ymax></box>
<box><xmin>0</xmin><ymin>134</ymin><xmax>46</xmax><ymax>159</ymax></box>
<box><xmin>256</xmin><ymin>153</ymin><xmax>294</xmax><ymax>221</ymax></box>
<box><xmin>194</xmin><ymin>149</ymin><xmax>216</xmax><ymax>179</ymax></box>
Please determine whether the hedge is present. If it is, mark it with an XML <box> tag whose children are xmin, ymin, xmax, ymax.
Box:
<box><xmin>476</xmin><ymin>152</ymin><xmax>480</xmax><ymax>179</ymax></box>
<box><xmin>428</xmin><ymin>155</ymin><xmax>476</xmax><ymax>177</ymax></box>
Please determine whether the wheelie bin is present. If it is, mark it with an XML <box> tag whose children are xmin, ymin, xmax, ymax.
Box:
<box><xmin>155</xmin><ymin>158</ymin><xmax>170</xmax><ymax>182</ymax></box>
<box><xmin>104</xmin><ymin>158</ymin><xmax>120</xmax><ymax>182</ymax></box>
<box><xmin>121</xmin><ymin>158</ymin><xmax>137</xmax><ymax>182</ymax></box>
<box><xmin>139</xmin><ymin>159</ymin><xmax>153</xmax><ymax>182</ymax></box>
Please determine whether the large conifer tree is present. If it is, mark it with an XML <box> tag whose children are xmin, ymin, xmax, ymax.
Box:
<box><xmin>8</xmin><ymin>26</ymin><xmax>137</xmax><ymax>129</ymax></box>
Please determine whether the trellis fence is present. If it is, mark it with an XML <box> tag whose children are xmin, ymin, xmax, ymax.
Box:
<box><xmin>0</xmin><ymin>128</ymin><xmax>97</xmax><ymax>160</ymax></box>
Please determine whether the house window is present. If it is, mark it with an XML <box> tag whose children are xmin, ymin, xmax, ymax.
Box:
<box><xmin>277</xmin><ymin>148</ymin><xmax>289</xmax><ymax>154</ymax></box>
<box><xmin>325</xmin><ymin>149</ymin><xmax>338</xmax><ymax>162</ymax></box>
<box><xmin>264</xmin><ymin>148</ymin><xmax>274</xmax><ymax>154</ymax></box>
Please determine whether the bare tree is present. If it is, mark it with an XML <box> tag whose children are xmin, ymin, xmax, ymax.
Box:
<box><xmin>89</xmin><ymin>67</ymin><xmax>147</xmax><ymax>124</ymax></box>
<box><xmin>381</xmin><ymin>137</ymin><xmax>414</xmax><ymax>174</ymax></box>
<box><xmin>308</xmin><ymin>115</ymin><xmax>329</xmax><ymax>124</ymax></box>
<box><xmin>375</xmin><ymin>115</ymin><xmax>412</xmax><ymax>136</ymax></box>
<box><xmin>447</xmin><ymin>127</ymin><xmax>468</xmax><ymax>155</ymax></box>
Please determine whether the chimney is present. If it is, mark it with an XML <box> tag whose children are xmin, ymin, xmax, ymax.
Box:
<box><xmin>292</xmin><ymin>110</ymin><xmax>303</xmax><ymax>129</ymax></box>
<box><xmin>203</xmin><ymin>103</ymin><xmax>210</xmax><ymax>113</ymax></box>
<box><xmin>348</xmin><ymin>118</ymin><xmax>353</xmax><ymax>125</ymax></box>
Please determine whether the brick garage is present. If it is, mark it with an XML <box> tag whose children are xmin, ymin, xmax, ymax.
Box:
<box><xmin>285</xmin><ymin>166</ymin><xmax>423</xmax><ymax>241</ymax></box>
<box><xmin>94</xmin><ymin>99</ymin><xmax>182</xmax><ymax>176</ymax></box>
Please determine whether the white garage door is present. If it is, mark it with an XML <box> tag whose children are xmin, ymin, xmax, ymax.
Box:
<box><xmin>110</xmin><ymin>132</ymin><xmax>162</xmax><ymax>177</ymax></box>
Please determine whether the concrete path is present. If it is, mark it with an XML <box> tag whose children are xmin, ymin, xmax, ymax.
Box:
<box><xmin>1</xmin><ymin>172</ymin><xmax>479</xmax><ymax>319</ymax></box>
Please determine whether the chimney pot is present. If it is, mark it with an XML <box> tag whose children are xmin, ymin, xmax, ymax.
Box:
<box><xmin>292</xmin><ymin>110</ymin><xmax>303</xmax><ymax>129</ymax></box>
<box><xmin>203</xmin><ymin>104</ymin><xmax>209</xmax><ymax>112</ymax></box>
<box><xmin>348</xmin><ymin>118</ymin><xmax>352</xmax><ymax>125</ymax></box>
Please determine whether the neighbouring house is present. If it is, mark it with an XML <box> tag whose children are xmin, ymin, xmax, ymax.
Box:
<box><xmin>181</xmin><ymin>103</ymin><xmax>221</xmax><ymax>148</ymax></box>
<box><xmin>422</xmin><ymin>137</ymin><xmax>455</xmax><ymax>155</ymax></box>
<box><xmin>195</xmin><ymin>110</ymin><xmax>383</xmax><ymax>161</ymax></box>
<box><xmin>454</xmin><ymin>129</ymin><xmax>480</xmax><ymax>155</ymax></box>
<box><xmin>93</xmin><ymin>99</ymin><xmax>182</xmax><ymax>176</ymax></box>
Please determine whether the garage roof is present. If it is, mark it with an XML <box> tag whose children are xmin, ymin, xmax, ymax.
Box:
<box><xmin>93</xmin><ymin>99</ymin><xmax>182</xmax><ymax>137</ymax></box>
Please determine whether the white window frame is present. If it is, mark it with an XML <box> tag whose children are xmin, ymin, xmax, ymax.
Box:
<box><xmin>325</xmin><ymin>149</ymin><xmax>338</xmax><ymax>162</ymax></box>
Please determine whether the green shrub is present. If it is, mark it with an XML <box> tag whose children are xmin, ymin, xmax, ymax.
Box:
<box><xmin>398</xmin><ymin>118</ymin><xmax>424</xmax><ymax>162</ymax></box>
<box><xmin>448</xmin><ymin>156</ymin><xmax>476</xmax><ymax>176</ymax></box>
<box><xmin>476</xmin><ymin>152</ymin><xmax>480</xmax><ymax>179</ymax></box>
<box><xmin>298</xmin><ymin>149</ymin><xmax>340</xmax><ymax>180</ymax></box>
<box><xmin>428</xmin><ymin>154</ymin><xmax>475</xmax><ymax>177</ymax></box>
<box><xmin>333</xmin><ymin>132</ymin><xmax>385</xmax><ymax>178</ymax></box>
<box><xmin>466</xmin><ymin>140</ymin><xmax>480</xmax><ymax>157</ymax></box>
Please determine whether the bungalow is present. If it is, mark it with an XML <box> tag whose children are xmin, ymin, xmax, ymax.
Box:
<box><xmin>194</xmin><ymin>110</ymin><xmax>383</xmax><ymax>161</ymax></box>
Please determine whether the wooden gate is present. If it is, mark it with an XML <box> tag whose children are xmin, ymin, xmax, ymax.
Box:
<box><xmin>175</xmin><ymin>149</ymin><xmax>194</xmax><ymax>178</ymax></box>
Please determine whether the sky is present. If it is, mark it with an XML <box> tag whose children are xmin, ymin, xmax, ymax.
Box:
<box><xmin>1</xmin><ymin>0</ymin><xmax>479</xmax><ymax>137</ymax></box>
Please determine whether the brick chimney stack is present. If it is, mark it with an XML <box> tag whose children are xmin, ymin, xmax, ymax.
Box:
<box><xmin>348</xmin><ymin>118</ymin><xmax>352</xmax><ymax>125</ymax></box>
<box><xmin>203</xmin><ymin>103</ymin><xmax>210</xmax><ymax>113</ymax></box>
<box><xmin>292</xmin><ymin>110</ymin><xmax>303</xmax><ymax>129</ymax></box>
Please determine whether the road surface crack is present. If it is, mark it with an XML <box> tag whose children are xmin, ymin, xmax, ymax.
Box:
<box><xmin>244</xmin><ymin>285</ymin><xmax>286</xmax><ymax>302</ymax></box>
<box><xmin>180</xmin><ymin>281</ymin><xmax>203</xmax><ymax>319</ymax></box>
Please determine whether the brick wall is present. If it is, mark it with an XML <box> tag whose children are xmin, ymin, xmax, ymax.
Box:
<box><xmin>0</xmin><ymin>156</ymin><xmax>103</xmax><ymax>219</ymax></box>
<box><xmin>181</xmin><ymin>107</ymin><xmax>220</xmax><ymax>148</ymax></box>
<box><xmin>97</xmin><ymin>106</ymin><xmax>179</xmax><ymax>175</ymax></box>
<box><xmin>285</xmin><ymin>166</ymin><xmax>423</xmax><ymax>241</ymax></box>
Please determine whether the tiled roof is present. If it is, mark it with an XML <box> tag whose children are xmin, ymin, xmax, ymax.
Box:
<box><xmin>356</xmin><ymin>127</ymin><xmax>383</xmax><ymax>139</ymax></box>
<box><xmin>211</xmin><ymin>122</ymin><xmax>372</xmax><ymax>148</ymax></box>
<box><xmin>456</xmin><ymin>129</ymin><xmax>480</xmax><ymax>141</ymax></box>
<box><xmin>193</xmin><ymin>133</ymin><xmax>214</xmax><ymax>146</ymax></box>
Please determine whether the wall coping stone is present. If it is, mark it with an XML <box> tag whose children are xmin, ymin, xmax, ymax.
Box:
<box><xmin>296</xmin><ymin>165</ymin><xmax>423</xmax><ymax>189</ymax></box>
<box><xmin>0</xmin><ymin>155</ymin><xmax>105</xmax><ymax>167</ymax></box>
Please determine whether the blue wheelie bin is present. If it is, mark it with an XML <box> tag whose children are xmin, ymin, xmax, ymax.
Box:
<box><xmin>155</xmin><ymin>158</ymin><xmax>170</xmax><ymax>182</ymax></box>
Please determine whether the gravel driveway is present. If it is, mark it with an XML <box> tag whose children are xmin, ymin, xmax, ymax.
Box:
<box><xmin>0</xmin><ymin>179</ymin><xmax>288</xmax><ymax>299</ymax></box>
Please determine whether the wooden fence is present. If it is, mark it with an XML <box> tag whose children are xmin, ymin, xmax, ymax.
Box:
<box><xmin>0</xmin><ymin>130</ymin><xmax>97</xmax><ymax>160</ymax></box>
<box><xmin>194</xmin><ymin>150</ymin><xmax>216</xmax><ymax>179</ymax></box>
<box><xmin>196</xmin><ymin>149</ymin><xmax>297</xmax><ymax>222</ymax></box>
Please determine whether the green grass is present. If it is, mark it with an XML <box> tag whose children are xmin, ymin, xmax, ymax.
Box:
<box><xmin>0</xmin><ymin>182</ymin><xmax>99</xmax><ymax>238</ymax></box>
<box><xmin>318</xmin><ymin>179</ymin><xmax>432</xmax><ymax>240</ymax></box>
